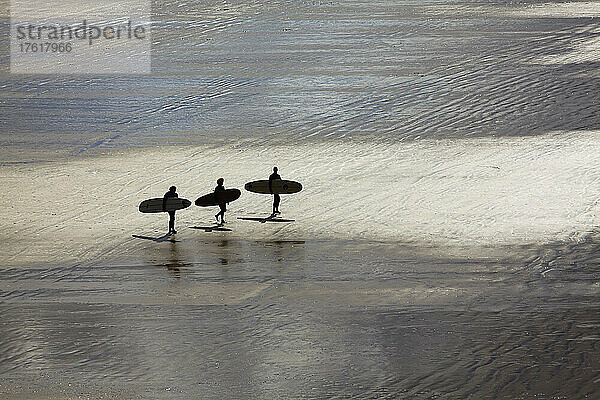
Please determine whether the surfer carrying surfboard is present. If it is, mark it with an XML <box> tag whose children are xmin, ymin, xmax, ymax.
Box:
<box><xmin>163</xmin><ymin>186</ymin><xmax>178</xmax><ymax>234</ymax></box>
<box><xmin>214</xmin><ymin>178</ymin><xmax>227</xmax><ymax>224</ymax></box>
<box><xmin>269</xmin><ymin>167</ymin><xmax>281</xmax><ymax>214</ymax></box>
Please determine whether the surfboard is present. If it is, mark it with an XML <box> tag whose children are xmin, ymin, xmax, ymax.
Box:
<box><xmin>139</xmin><ymin>198</ymin><xmax>191</xmax><ymax>213</ymax></box>
<box><xmin>244</xmin><ymin>179</ymin><xmax>302</xmax><ymax>194</ymax></box>
<box><xmin>195</xmin><ymin>188</ymin><xmax>241</xmax><ymax>207</ymax></box>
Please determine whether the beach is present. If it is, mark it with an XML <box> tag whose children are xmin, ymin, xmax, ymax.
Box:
<box><xmin>2</xmin><ymin>134</ymin><xmax>600</xmax><ymax>398</ymax></box>
<box><xmin>2</xmin><ymin>0</ymin><xmax>600</xmax><ymax>398</ymax></box>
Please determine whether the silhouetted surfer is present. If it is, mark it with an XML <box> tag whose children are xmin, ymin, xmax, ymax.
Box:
<box><xmin>269</xmin><ymin>167</ymin><xmax>281</xmax><ymax>214</ymax></box>
<box><xmin>163</xmin><ymin>186</ymin><xmax>178</xmax><ymax>234</ymax></box>
<box><xmin>214</xmin><ymin>178</ymin><xmax>227</xmax><ymax>224</ymax></box>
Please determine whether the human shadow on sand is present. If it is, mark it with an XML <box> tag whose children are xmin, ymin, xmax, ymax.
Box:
<box><xmin>189</xmin><ymin>225</ymin><xmax>233</xmax><ymax>232</ymax></box>
<box><xmin>237</xmin><ymin>216</ymin><xmax>295</xmax><ymax>223</ymax></box>
<box><xmin>132</xmin><ymin>234</ymin><xmax>180</xmax><ymax>243</ymax></box>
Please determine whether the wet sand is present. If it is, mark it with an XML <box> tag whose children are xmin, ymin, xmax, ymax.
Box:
<box><xmin>1</xmin><ymin>135</ymin><xmax>600</xmax><ymax>398</ymax></box>
<box><xmin>1</xmin><ymin>233</ymin><xmax>600</xmax><ymax>399</ymax></box>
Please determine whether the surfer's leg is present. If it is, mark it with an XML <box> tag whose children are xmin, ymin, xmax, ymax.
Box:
<box><xmin>219</xmin><ymin>204</ymin><xmax>226</xmax><ymax>223</ymax></box>
<box><xmin>168</xmin><ymin>211</ymin><xmax>176</xmax><ymax>233</ymax></box>
<box><xmin>274</xmin><ymin>194</ymin><xmax>281</xmax><ymax>214</ymax></box>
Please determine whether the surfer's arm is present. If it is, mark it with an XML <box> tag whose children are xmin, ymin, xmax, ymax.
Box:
<box><xmin>268</xmin><ymin>174</ymin><xmax>280</xmax><ymax>193</ymax></box>
<box><xmin>268</xmin><ymin>175</ymin><xmax>275</xmax><ymax>193</ymax></box>
<box><xmin>163</xmin><ymin>192</ymin><xmax>174</xmax><ymax>211</ymax></box>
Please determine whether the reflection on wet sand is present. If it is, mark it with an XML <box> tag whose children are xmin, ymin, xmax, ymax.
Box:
<box><xmin>160</xmin><ymin>240</ymin><xmax>193</xmax><ymax>278</ymax></box>
<box><xmin>218</xmin><ymin>239</ymin><xmax>230</xmax><ymax>267</ymax></box>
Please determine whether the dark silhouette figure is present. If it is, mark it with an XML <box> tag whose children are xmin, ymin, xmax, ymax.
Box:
<box><xmin>269</xmin><ymin>166</ymin><xmax>281</xmax><ymax>214</ymax></box>
<box><xmin>163</xmin><ymin>186</ymin><xmax>178</xmax><ymax>234</ymax></box>
<box><xmin>214</xmin><ymin>178</ymin><xmax>226</xmax><ymax>224</ymax></box>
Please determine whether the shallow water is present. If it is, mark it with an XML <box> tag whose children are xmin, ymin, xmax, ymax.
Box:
<box><xmin>2</xmin><ymin>0</ymin><xmax>600</xmax><ymax>159</ymax></box>
<box><xmin>2</xmin><ymin>0</ymin><xmax>600</xmax><ymax>398</ymax></box>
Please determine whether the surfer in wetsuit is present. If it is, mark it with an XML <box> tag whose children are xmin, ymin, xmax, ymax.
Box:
<box><xmin>269</xmin><ymin>167</ymin><xmax>281</xmax><ymax>215</ymax></box>
<box><xmin>214</xmin><ymin>178</ymin><xmax>227</xmax><ymax>224</ymax></box>
<box><xmin>163</xmin><ymin>186</ymin><xmax>178</xmax><ymax>234</ymax></box>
